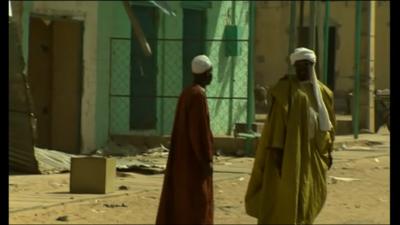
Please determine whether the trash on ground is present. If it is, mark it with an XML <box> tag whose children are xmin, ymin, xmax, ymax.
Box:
<box><xmin>56</xmin><ymin>216</ymin><xmax>68</xmax><ymax>222</ymax></box>
<box><xmin>103</xmin><ymin>203</ymin><xmax>127</xmax><ymax>208</ymax></box>
<box><xmin>91</xmin><ymin>209</ymin><xmax>105</xmax><ymax>213</ymax></box>
<box><xmin>236</xmin><ymin>149</ymin><xmax>245</xmax><ymax>157</ymax></box>
<box><xmin>329</xmin><ymin>176</ymin><xmax>360</xmax><ymax>182</ymax></box>
<box><xmin>119</xmin><ymin>185</ymin><xmax>129</xmax><ymax>190</ymax></box>
<box><xmin>339</xmin><ymin>144</ymin><xmax>372</xmax><ymax>151</ymax></box>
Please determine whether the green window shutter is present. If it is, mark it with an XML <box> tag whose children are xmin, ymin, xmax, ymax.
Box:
<box><xmin>224</xmin><ymin>25</ymin><xmax>240</xmax><ymax>56</ymax></box>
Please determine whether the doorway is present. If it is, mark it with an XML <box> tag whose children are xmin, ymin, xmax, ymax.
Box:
<box><xmin>28</xmin><ymin>16</ymin><xmax>83</xmax><ymax>154</ymax></box>
<box><xmin>297</xmin><ymin>26</ymin><xmax>337</xmax><ymax>91</ymax></box>
<box><xmin>130</xmin><ymin>6</ymin><xmax>158</xmax><ymax>130</ymax></box>
<box><xmin>182</xmin><ymin>8</ymin><xmax>206</xmax><ymax>88</ymax></box>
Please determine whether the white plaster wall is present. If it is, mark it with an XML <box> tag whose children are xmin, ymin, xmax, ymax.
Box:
<box><xmin>31</xmin><ymin>1</ymin><xmax>98</xmax><ymax>153</ymax></box>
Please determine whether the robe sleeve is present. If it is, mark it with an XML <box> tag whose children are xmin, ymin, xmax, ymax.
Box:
<box><xmin>323</xmin><ymin>88</ymin><xmax>336</xmax><ymax>153</ymax></box>
<box><xmin>264</xmin><ymin>97</ymin><xmax>287</xmax><ymax>150</ymax></box>
<box><xmin>188</xmin><ymin>92</ymin><xmax>213</xmax><ymax>165</ymax></box>
<box><xmin>245</xmin><ymin>96</ymin><xmax>287</xmax><ymax>217</ymax></box>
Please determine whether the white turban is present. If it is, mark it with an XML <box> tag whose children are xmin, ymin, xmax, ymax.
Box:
<box><xmin>9</xmin><ymin>1</ymin><xmax>12</xmax><ymax>17</ymax></box>
<box><xmin>291</xmin><ymin>47</ymin><xmax>333</xmax><ymax>132</ymax></box>
<box><xmin>191</xmin><ymin>55</ymin><xmax>212</xmax><ymax>74</ymax></box>
<box><xmin>290</xmin><ymin>47</ymin><xmax>316</xmax><ymax>65</ymax></box>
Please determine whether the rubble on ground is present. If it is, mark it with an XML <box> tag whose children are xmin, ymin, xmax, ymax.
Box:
<box><xmin>33</xmin><ymin>142</ymin><xmax>169</xmax><ymax>175</ymax></box>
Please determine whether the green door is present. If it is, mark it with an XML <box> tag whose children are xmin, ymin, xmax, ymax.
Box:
<box><xmin>182</xmin><ymin>9</ymin><xmax>206</xmax><ymax>88</ymax></box>
<box><xmin>130</xmin><ymin>6</ymin><xmax>158</xmax><ymax>130</ymax></box>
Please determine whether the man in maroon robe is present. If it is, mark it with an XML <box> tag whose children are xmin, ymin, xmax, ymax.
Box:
<box><xmin>156</xmin><ymin>55</ymin><xmax>214</xmax><ymax>224</ymax></box>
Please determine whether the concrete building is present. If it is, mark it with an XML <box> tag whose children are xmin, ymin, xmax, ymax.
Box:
<box><xmin>17</xmin><ymin>1</ymin><xmax>252</xmax><ymax>154</ymax></box>
<box><xmin>254</xmin><ymin>1</ymin><xmax>390</xmax><ymax>129</ymax></box>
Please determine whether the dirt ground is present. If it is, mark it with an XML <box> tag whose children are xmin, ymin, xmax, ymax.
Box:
<box><xmin>9</xmin><ymin>132</ymin><xmax>390</xmax><ymax>224</ymax></box>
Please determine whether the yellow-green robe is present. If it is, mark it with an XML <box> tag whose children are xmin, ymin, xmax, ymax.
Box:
<box><xmin>245</xmin><ymin>76</ymin><xmax>336</xmax><ymax>224</ymax></box>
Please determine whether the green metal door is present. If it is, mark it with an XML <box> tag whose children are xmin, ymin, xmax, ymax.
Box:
<box><xmin>182</xmin><ymin>9</ymin><xmax>206</xmax><ymax>88</ymax></box>
<box><xmin>130</xmin><ymin>6</ymin><xmax>158</xmax><ymax>130</ymax></box>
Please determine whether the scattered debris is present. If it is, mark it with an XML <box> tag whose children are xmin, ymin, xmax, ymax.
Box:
<box><xmin>91</xmin><ymin>209</ymin><xmax>105</xmax><ymax>213</ymax></box>
<box><xmin>235</xmin><ymin>149</ymin><xmax>245</xmax><ymax>157</ymax></box>
<box><xmin>141</xmin><ymin>145</ymin><xmax>169</xmax><ymax>158</ymax></box>
<box><xmin>50</xmin><ymin>182</ymin><xmax>63</xmax><ymax>188</ymax></box>
<box><xmin>34</xmin><ymin>147</ymin><xmax>73</xmax><ymax>174</ymax></box>
<box><xmin>119</xmin><ymin>185</ymin><xmax>129</xmax><ymax>190</ymax></box>
<box><xmin>99</xmin><ymin>141</ymin><xmax>144</xmax><ymax>157</ymax></box>
<box><xmin>224</xmin><ymin>162</ymin><xmax>233</xmax><ymax>166</ymax></box>
<box><xmin>329</xmin><ymin>176</ymin><xmax>360</xmax><ymax>183</ymax></box>
<box><xmin>340</xmin><ymin>144</ymin><xmax>372</xmax><ymax>151</ymax></box>
<box><xmin>379</xmin><ymin>198</ymin><xmax>388</xmax><ymax>202</ymax></box>
<box><xmin>34</xmin><ymin>146</ymin><xmax>167</xmax><ymax>175</ymax></box>
<box><xmin>117</xmin><ymin>172</ymin><xmax>136</xmax><ymax>178</ymax></box>
<box><xmin>56</xmin><ymin>216</ymin><xmax>68</xmax><ymax>222</ymax></box>
<box><xmin>103</xmin><ymin>203</ymin><xmax>127</xmax><ymax>208</ymax></box>
<box><xmin>147</xmin><ymin>144</ymin><xmax>169</xmax><ymax>154</ymax></box>
<box><xmin>366</xmin><ymin>141</ymin><xmax>383</xmax><ymax>146</ymax></box>
<box><xmin>374</xmin><ymin>158</ymin><xmax>380</xmax><ymax>163</ymax></box>
<box><xmin>218</xmin><ymin>205</ymin><xmax>236</xmax><ymax>212</ymax></box>
<box><xmin>117</xmin><ymin>164</ymin><xmax>165</xmax><ymax>175</ymax></box>
<box><xmin>238</xmin><ymin>177</ymin><xmax>245</xmax><ymax>181</ymax></box>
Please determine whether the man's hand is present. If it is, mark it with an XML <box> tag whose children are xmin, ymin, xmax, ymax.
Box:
<box><xmin>270</xmin><ymin>148</ymin><xmax>283</xmax><ymax>176</ymax></box>
<box><xmin>202</xmin><ymin>162</ymin><xmax>213</xmax><ymax>176</ymax></box>
<box><xmin>328</xmin><ymin>152</ymin><xmax>333</xmax><ymax>170</ymax></box>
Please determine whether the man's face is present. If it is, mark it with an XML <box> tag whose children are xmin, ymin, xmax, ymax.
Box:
<box><xmin>294</xmin><ymin>60</ymin><xmax>313</xmax><ymax>81</ymax></box>
<box><xmin>205</xmin><ymin>68</ymin><xmax>213</xmax><ymax>86</ymax></box>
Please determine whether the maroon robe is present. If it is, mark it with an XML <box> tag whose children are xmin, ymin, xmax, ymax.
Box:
<box><xmin>156</xmin><ymin>84</ymin><xmax>214</xmax><ymax>224</ymax></box>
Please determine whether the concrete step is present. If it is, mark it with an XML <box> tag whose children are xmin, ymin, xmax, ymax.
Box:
<box><xmin>335</xmin><ymin>98</ymin><xmax>350</xmax><ymax>114</ymax></box>
<box><xmin>255</xmin><ymin>114</ymin><xmax>267</xmax><ymax>122</ymax></box>
<box><xmin>254</xmin><ymin>114</ymin><xmax>354</xmax><ymax>135</ymax></box>
<box><xmin>234</xmin><ymin>122</ymin><xmax>264</xmax><ymax>136</ymax></box>
<box><xmin>336</xmin><ymin>116</ymin><xmax>353</xmax><ymax>135</ymax></box>
<box><xmin>110</xmin><ymin>114</ymin><xmax>356</xmax><ymax>157</ymax></box>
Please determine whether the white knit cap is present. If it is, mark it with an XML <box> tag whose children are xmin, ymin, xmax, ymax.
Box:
<box><xmin>290</xmin><ymin>47</ymin><xmax>316</xmax><ymax>65</ymax></box>
<box><xmin>191</xmin><ymin>55</ymin><xmax>212</xmax><ymax>74</ymax></box>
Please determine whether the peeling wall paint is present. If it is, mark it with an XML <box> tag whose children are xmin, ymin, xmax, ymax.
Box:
<box><xmin>23</xmin><ymin>1</ymin><xmax>99</xmax><ymax>153</ymax></box>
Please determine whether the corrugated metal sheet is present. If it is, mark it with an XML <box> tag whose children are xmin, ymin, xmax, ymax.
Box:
<box><xmin>9</xmin><ymin>18</ymin><xmax>40</xmax><ymax>174</ymax></box>
<box><xmin>33</xmin><ymin>147</ymin><xmax>165</xmax><ymax>175</ymax></box>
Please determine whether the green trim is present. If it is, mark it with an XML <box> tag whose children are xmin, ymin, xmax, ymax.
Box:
<box><xmin>22</xmin><ymin>1</ymin><xmax>33</xmax><ymax>71</ymax></box>
<box><xmin>353</xmin><ymin>0</ymin><xmax>362</xmax><ymax>139</ymax></box>
<box><xmin>181</xmin><ymin>1</ymin><xmax>211</xmax><ymax>10</ymax></box>
<box><xmin>245</xmin><ymin>1</ymin><xmax>256</xmax><ymax>155</ymax></box>
<box><xmin>130</xmin><ymin>1</ymin><xmax>155</xmax><ymax>7</ymax></box>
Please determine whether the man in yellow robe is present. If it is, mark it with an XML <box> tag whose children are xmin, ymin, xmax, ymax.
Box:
<box><xmin>245</xmin><ymin>47</ymin><xmax>336</xmax><ymax>224</ymax></box>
